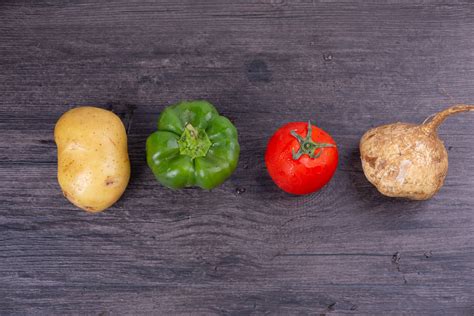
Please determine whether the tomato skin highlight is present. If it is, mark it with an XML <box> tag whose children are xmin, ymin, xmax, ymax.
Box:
<box><xmin>265</xmin><ymin>122</ymin><xmax>338</xmax><ymax>195</ymax></box>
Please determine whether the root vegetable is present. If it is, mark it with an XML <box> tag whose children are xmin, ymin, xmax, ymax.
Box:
<box><xmin>360</xmin><ymin>104</ymin><xmax>474</xmax><ymax>200</ymax></box>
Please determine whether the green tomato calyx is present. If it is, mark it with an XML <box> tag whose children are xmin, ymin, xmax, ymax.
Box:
<box><xmin>290</xmin><ymin>121</ymin><xmax>335</xmax><ymax>160</ymax></box>
<box><xmin>178</xmin><ymin>123</ymin><xmax>212</xmax><ymax>159</ymax></box>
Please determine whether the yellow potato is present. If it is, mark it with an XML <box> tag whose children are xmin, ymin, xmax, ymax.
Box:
<box><xmin>54</xmin><ymin>106</ymin><xmax>130</xmax><ymax>212</ymax></box>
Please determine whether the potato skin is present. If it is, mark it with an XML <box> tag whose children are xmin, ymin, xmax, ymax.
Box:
<box><xmin>360</xmin><ymin>123</ymin><xmax>448</xmax><ymax>200</ymax></box>
<box><xmin>54</xmin><ymin>106</ymin><xmax>130</xmax><ymax>212</ymax></box>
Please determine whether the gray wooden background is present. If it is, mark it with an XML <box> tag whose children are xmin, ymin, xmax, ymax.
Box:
<box><xmin>1</xmin><ymin>1</ymin><xmax>473</xmax><ymax>315</ymax></box>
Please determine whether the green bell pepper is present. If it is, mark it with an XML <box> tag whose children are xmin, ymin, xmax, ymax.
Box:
<box><xmin>146</xmin><ymin>100</ymin><xmax>240</xmax><ymax>189</ymax></box>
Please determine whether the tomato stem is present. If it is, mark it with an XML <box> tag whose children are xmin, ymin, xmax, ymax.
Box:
<box><xmin>290</xmin><ymin>121</ymin><xmax>335</xmax><ymax>160</ymax></box>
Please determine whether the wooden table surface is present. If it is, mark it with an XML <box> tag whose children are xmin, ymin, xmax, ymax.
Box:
<box><xmin>1</xmin><ymin>1</ymin><xmax>473</xmax><ymax>315</ymax></box>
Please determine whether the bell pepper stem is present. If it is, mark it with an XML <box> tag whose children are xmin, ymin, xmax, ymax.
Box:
<box><xmin>178</xmin><ymin>123</ymin><xmax>212</xmax><ymax>159</ymax></box>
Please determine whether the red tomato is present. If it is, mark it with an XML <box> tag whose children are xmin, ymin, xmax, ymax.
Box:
<box><xmin>265</xmin><ymin>121</ymin><xmax>338</xmax><ymax>195</ymax></box>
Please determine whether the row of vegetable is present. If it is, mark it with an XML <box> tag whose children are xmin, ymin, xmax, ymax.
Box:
<box><xmin>54</xmin><ymin>100</ymin><xmax>473</xmax><ymax>212</ymax></box>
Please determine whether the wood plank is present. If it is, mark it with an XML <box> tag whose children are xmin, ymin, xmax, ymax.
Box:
<box><xmin>0</xmin><ymin>0</ymin><xmax>473</xmax><ymax>314</ymax></box>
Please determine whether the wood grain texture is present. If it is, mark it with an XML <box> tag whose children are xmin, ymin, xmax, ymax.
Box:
<box><xmin>1</xmin><ymin>0</ymin><xmax>474</xmax><ymax>315</ymax></box>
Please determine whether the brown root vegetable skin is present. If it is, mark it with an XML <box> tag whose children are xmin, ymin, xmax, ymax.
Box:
<box><xmin>360</xmin><ymin>104</ymin><xmax>474</xmax><ymax>200</ymax></box>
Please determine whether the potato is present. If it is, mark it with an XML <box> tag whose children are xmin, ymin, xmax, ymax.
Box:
<box><xmin>360</xmin><ymin>104</ymin><xmax>473</xmax><ymax>200</ymax></box>
<box><xmin>54</xmin><ymin>106</ymin><xmax>130</xmax><ymax>212</ymax></box>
